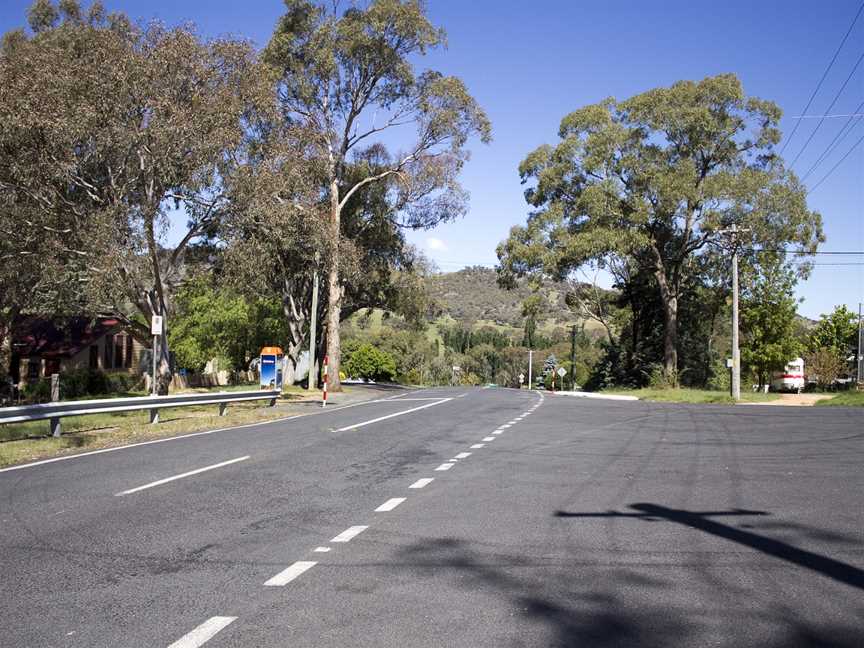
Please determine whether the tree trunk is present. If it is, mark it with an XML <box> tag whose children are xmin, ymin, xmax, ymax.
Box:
<box><xmin>156</xmin><ymin>328</ymin><xmax>172</xmax><ymax>395</ymax></box>
<box><xmin>661</xmin><ymin>295</ymin><xmax>678</xmax><ymax>386</ymax></box>
<box><xmin>325</xmin><ymin>179</ymin><xmax>343</xmax><ymax>391</ymax></box>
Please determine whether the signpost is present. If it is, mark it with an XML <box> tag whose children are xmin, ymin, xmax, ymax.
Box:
<box><xmin>150</xmin><ymin>315</ymin><xmax>163</xmax><ymax>396</ymax></box>
<box><xmin>518</xmin><ymin>373</ymin><xmax>525</xmax><ymax>388</ymax></box>
<box><xmin>555</xmin><ymin>366</ymin><xmax>566</xmax><ymax>393</ymax></box>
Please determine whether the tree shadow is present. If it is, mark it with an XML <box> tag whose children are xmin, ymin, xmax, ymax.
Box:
<box><xmin>555</xmin><ymin>504</ymin><xmax>864</xmax><ymax>591</ymax></box>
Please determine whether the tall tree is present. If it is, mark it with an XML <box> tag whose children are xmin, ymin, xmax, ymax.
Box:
<box><xmin>263</xmin><ymin>0</ymin><xmax>491</xmax><ymax>389</ymax></box>
<box><xmin>497</xmin><ymin>74</ymin><xmax>823</xmax><ymax>384</ymax></box>
<box><xmin>0</xmin><ymin>1</ymin><xmax>262</xmax><ymax>393</ymax></box>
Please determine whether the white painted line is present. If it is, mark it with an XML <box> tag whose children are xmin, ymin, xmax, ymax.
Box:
<box><xmin>454</xmin><ymin>452</ymin><xmax>472</xmax><ymax>459</ymax></box>
<box><xmin>501</xmin><ymin>424</ymin><xmax>512</xmax><ymax>428</ymax></box>
<box><xmin>167</xmin><ymin>616</ymin><xmax>236</xmax><ymax>648</ymax></box>
<box><xmin>336</xmin><ymin>398</ymin><xmax>452</xmax><ymax>432</ymax></box>
<box><xmin>482</xmin><ymin>436</ymin><xmax>495</xmax><ymax>442</ymax></box>
<box><xmin>264</xmin><ymin>561</ymin><xmax>317</xmax><ymax>586</ymax></box>
<box><xmin>331</xmin><ymin>526</ymin><xmax>368</xmax><ymax>543</ymax></box>
<box><xmin>330</xmin><ymin>526</ymin><xmax>369</xmax><ymax>542</ymax></box>
<box><xmin>409</xmin><ymin>478</ymin><xmax>434</xmax><ymax>489</ymax></box>
<box><xmin>313</xmin><ymin>547</ymin><xmax>331</xmax><ymax>553</ymax></box>
<box><xmin>435</xmin><ymin>462</ymin><xmax>455</xmax><ymax>471</ymax></box>
<box><xmin>114</xmin><ymin>456</ymin><xmax>249</xmax><ymax>496</ymax></box>
<box><xmin>492</xmin><ymin>431</ymin><xmax>502</xmax><ymax>435</ymax></box>
<box><xmin>375</xmin><ymin>497</ymin><xmax>407</xmax><ymax>512</ymax></box>
<box><xmin>470</xmin><ymin>443</ymin><xmax>485</xmax><ymax>449</ymax></box>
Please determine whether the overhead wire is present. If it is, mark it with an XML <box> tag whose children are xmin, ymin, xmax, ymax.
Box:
<box><xmin>800</xmin><ymin>99</ymin><xmax>864</xmax><ymax>180</ymax></box>
<box><xmin>779</xmin><ymin>2</ymin><xmax>864</xmax><ymax>156</ymax></box>
<box><xmin>807</xmin><ymin>131</ymin><xmax>864</xmax><ymax>194</ymax></box>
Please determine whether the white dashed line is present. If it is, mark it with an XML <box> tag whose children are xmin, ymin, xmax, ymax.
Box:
<box><xmin>470</xmin><ymin>443</ymin><xmax>485</xmax><ymax>449</ymax></box>
<box><xmin>501</xmin><ymin>424</ymin><xmax>512</xmax><ymax>428</ymax></box>
<box><xmin>482</xmin><ymin>437</ymin><xmax>495</xmax><ymax>442</ymax></box>
<box><xmin>375</xmin><ymin>497</ymin><xmax>407</xmax><ymax>511</ymax></box>
<box><xmin>331</xmin><ymin>526</ymin><xmax>368</xmax><ymax>543</ymax></box>
<box><xmin>313</xmin><ymin>547</ymin><xmax>331</xmax><ymax>553</ymax></box>
<box><xmin>492</xmin><ymin>431</ymin><xmax>502</xmax><ymax>435</ymax></box>
<box><xmin>167</xmin><ymin>616</ymin><xmax>237</xmax><ymax>648</ymax></box>
<box><xmin>114</xmin><ymin>456</ymin><xmax>249</xmax><ymax>496</ymax></box>
<box><xmin>264</xmin><ymin>561</ymin><xmax>317</xmax><ymax>586</ymax></box>
<box><xmin>453</xmin><ymin>452</ymin><xmax>472</xmax><ymax>459</ymax></box>
<box><xmin>435</xmin><ymin>462</ymin><xmax>455</xmax><ymax>471</ymax></box>
<box><xmin>410</xmin><ymin>478</ymin><xmax>434</xmax><ymax>489</ymax></box>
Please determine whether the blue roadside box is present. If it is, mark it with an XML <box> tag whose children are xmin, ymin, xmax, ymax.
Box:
<box><xmin>259</xmin><ymin>346</ymin><xmax>284</xmax><ymax>390</ymax></box>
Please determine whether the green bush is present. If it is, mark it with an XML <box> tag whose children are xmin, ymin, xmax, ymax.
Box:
<box><xmin>344</xmin><ymin>344</ymin><xmax>397</xmax><ymax>382</ymax></box>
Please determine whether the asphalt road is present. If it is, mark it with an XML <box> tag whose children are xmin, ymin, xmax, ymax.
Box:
<box><xmin>1</xmin><ymin>387</ymin><xmax>862</xmax><ymax>647</ymax></box>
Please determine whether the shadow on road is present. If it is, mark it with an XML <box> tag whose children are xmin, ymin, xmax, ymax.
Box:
<box><xmin>555</xmin><ymin>504</ymin><xmax>864</xmax><ymax>591</ymax></box>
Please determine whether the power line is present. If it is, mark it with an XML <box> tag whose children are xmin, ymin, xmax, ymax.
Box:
<box><xmin>791</xmin><ymin>113</ymin><xmax>864</xmax><ymax>119</ymax></box>
<box><xmin>755</xmin><ymin>249</ymin><xmax>864</xmax><ymax>255</ymax></box>
<box><xmin>800</xmin><ymin>99</ymin><xmax>864</xmax><ymax>180</ymax></box>
<box><xmin>807</xmin><ymin>130</ymin><xmax>864</xmax><ymax>194</ymax></box>
<box><xmin>780</xmin><ymin>2</ymin><xmax>864</xmax><ymax>156</ymax></box>
<box><xmin>789</xmin><ymin>50</ymin><xmax>864</xmax><ymax>169</ymax></box>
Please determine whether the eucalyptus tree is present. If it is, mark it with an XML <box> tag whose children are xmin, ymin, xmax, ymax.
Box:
<box><xmin>0</xmin><ymin>1</ymin><xmax>261</xmax><ymax>393</ymax></box>
<box><xmin>498</xmin><ymin>74</ymin><xmax>823</xmax><ymax>384</ymax></box>
<box><xmin>263</xmin><ymin>0</ymin><xmax>491</xmax><ymax>389</ymax></box>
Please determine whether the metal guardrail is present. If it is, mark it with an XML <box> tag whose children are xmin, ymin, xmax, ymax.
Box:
<box><xmin>0</xmin><ymin>390</ymin><xmax>281</xmax><ymax>437</ymax></box>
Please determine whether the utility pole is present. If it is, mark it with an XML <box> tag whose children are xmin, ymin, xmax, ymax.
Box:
<box><xmin>528</xmin><ymin>349</ymin><xmax>533</xmax><ymax>391</ymax></box>
<box><xmin>719</xmin><ymin>224</ymin><xmax>750</xmax><ymax>401</ymax></box>
<box><xmin>857</xmin><ymin>302</ymin><xmax>863</xmax><ymax>386</ymax></box>
<box><xmin>307</xmin><ymin>266</ymin><xmax>320</xmax><ymax>391</ymax></box>
<box><xmin>570</xmin><ymin>325</ymin><xmax>577</xmax><ymax>391</ymax></box>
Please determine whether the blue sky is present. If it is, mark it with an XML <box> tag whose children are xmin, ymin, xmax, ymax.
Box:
<box><xmin>2</xmin><ymin>0</ymin><xmax>862</xmax><ymax>319</ymax></box>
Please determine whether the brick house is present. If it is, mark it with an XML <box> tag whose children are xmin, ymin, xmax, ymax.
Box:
<box><xmin>10</xmin><ymin>317</ymin><xmax>148</xmax><ymax>387</ymax></box>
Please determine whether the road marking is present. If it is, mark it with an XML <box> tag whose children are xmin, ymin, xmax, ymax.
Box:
<box><xmin>410</xmin><ymin>478</ymin><xmax>434</xmax><ymax>489</ymax></box>
<box><xmin>453</xmin><ymin>452</ymin><xmax>472</xmax><ymax>459</ymax></box>
<box><xmin>313</xmin><ymin>547</ymin><xmax>331</xmax><ymax>553</ymax></box>
<box><xmin>114</xmin><ymin>456</ymin><xmax>249</xmax><ymax>496</ymax></box>
<box><xmin>331</xmin><ymin>525</ymin><xmax>368</xmax><ymax>542</ymax></box>
<box><xmin>492</xmin><ymin>431</ymin><xmax>502</xmax><ymax>435</ymax></box>
<box><xmin>470</xmin><ymin>443</ymin><xmax>485</xmax><ymax>449</ymax></box>
<box><xmin>482</xmin><ymin>436</ymin><xmax>495</xmax><ymax>442</ymax></box>
<box><xmin>167</xmin><ymin>616</ymin><xmax>237</xmax><ymax>648</ymax></box>
<box><xmin>435</xmin><ymin>462</ymin><xmax>455</xmax><ymax>471</ymax></box>
<box><xmin>336</xmin><ymin>398</ymin><xmax>452</xmax><ymax>432</ymax></box>
<box><xmin>501</xmin><ymin>424</ymin><xmax>512</xmax><ymax>428</ymax></box>
<box><xmin>375</xmin><ymin>497</ymin><xmax>407</xmax><ymax>511</ymax></box>
<box><xmin>264</xmin><ymin>561</ymin><xmax>317</xmax><ymax>586</ymax></box>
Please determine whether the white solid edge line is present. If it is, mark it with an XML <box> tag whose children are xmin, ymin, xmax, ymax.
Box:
<box><xmin>453</xmin><ymin>452</ymin><xmax>472</xmax><ymax>459</ymax></box>
<box><xmin>375</xmin><ymin>497</ymin><xmax>407</xmax><ymax>512</ymax></box>
<box><xmin>264</xmin><ymin>561</ymin><xmax>317</xmax><ymax>586</ymax></box>
<box><xmin>482</xmin><ymin>437</ymin><xmax>496</xmax><ymax>442</ymax></box>
<box><xmin>167</xmin><ymin>616</ymin><xmax>237</xmax><ymax>648</ymax></box>
<box><xmin>409</xmin><ymin>478</ymin><xmax>434</xmax><ymax>489</ymax></box>
<box><xmin>331</xmin><ymin>525</ymin><xmax>368</xmax><ymax>542</ymax></box>
<box><xmin>115</xmin><ymin>456</ymin><xmax>250</xmax><ymax>496</ymax></box>
<box><xmin>336</xmin><ymin>398</ymin><xmax>452</xmax><ymax>432</ymax></box>
<box><xmin>435</xmin><ymin>462</ymin><xmax>455</xmax><ymax>471</ymax></box>
<box><xmin>470</xmin><ymin>444</ymin><xmax>485</xmax><ymax>449</ymax></box>
<box><xmin>0</xmin><ymin>396</ymin><xmax>384</xmax><ymax>475</ymax></box>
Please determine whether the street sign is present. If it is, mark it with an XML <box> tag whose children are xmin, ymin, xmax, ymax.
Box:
<box><xmin>556</xmin><ymin>366</ymin><xmax>567</xmax><ymax>377</ymax></box>
<box><xmin>151</xmin><ymin>315</ymin><xmax>163</xmax><ymax>335</ymax></box>
<box><xmin>518</xmin><ymin>373</ymin><xmax>525</xmax><ymax>384</ymax></box>
<box><xmin>725</xmin><ymin>358</ymin><xmax>733</xmax><ymax>369</ymax></box>
<box><xmin>452</xmin><ymin>366</ymin><xmax>461</xmax><ymax>372</ymax></box>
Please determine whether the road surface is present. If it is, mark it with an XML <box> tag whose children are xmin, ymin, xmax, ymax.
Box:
<box><xmin>1</xmin><ymin>387</ymin><xmax>862</xmax><ymax>647</ymax></box>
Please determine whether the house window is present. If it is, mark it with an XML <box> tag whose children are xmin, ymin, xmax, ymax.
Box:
<box><xmin>104</xmin><ymin>334</ymin><xmax>114</xmax><ymax>370</ymax></box>
<box><xmin>114</xmin><ymin>335</ymin><xmax>124</xmax><ymax>369</ymax></box>
<box><xmin>89</xmin><ymin>345</ymin><xmax>98</xmax><ymax>369</ymax></box>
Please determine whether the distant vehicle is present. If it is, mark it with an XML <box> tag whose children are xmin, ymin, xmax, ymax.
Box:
<box><xmin>771</xmin><ymin>357</ymin><xmax>805</xmax><ymax>393</ymax></box>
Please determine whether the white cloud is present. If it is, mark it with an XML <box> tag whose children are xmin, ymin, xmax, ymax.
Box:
<box><xmin>426</xmin><ymin>237</ymin><xmax>448</xmax><ymax>252</ymax></box>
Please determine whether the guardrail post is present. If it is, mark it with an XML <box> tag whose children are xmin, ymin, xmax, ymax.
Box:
<box><xmin>149</xmin><ymin>408</ymin><xmax>159</xmax><ymax>424</ymax></box>
<box><xmin>218</xmin><ymin>402</ymin><xmax>227</xmax><ymax>416</ymax></box>
<box><xmin>268</xmin><ymin>396</ymin><xmax>277</xmax><ymax>407</ymax></box>
<box><xmin>50</xmin><ymin>417</ymin><xmax>61</xmax><ymax>437</ymax></box>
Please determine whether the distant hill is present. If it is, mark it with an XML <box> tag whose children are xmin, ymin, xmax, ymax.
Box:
<box><xmin>425</xmin><ymin>266</ymin><xmax>576</xmax><ymax>329</ymax></box>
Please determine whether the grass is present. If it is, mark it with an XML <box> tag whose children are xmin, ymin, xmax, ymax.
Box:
<box><xmin>814</xmin><ymin>391</ymin><xmax>864</xmax><ymax>407</ymax></box>
<box><xmin>601</xmin><ymin>387</ymin><xmax>781</xmax><ymax>404</ymax></box>
<box><xmin>0</xmin><ymin>384</ymin><xmax>327</xmax><ymax>468</ymax></box>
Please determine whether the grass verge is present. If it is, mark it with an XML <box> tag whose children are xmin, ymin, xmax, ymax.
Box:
<box><xmin>814</xmin><ymin>391</ymin><xmax>864</xmax><ymax>407</ymax></box>
<box><xmin>601</xmin><ymin>387</ymin><xmax>780</xmax><ymax>404</ymax></box>
<box><xmin>0</xmin><ymin>385</ymin><xmax>324</xmax><ymax>469</ymax></box>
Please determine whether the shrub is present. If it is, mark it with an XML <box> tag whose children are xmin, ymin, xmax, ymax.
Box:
<box><xmin>344</xmin><ymin>344</ymin><xmax>397</xmax><ymax>382</ymax></box>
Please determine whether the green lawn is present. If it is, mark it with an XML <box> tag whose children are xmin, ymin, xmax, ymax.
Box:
<box><xmin>814</xmin><ymin>391</ymin><xmax>864</xmax><ymax>407</ymax></box>
<box><xmin>602</xmin><ymin>387</ymin><xmax>780</xmax><ymax>404</ymax></box>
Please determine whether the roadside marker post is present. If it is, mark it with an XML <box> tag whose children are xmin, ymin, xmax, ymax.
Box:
<box><xmin>322</xmin><ymin>355</ymin><xmax>329</xmax><ymax>407</ymax></box>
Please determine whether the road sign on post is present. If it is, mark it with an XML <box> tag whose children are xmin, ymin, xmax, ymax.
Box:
<box><xmin>150</xmin><ymin>315</ymin><xmax>163</xmax><ymax>396</ymax></box>
<box><xmin>556</xmin><ymin>367</ymin><xmax>567</xmax><ymax>378</ymax></box>
<box><xmin>518</xmin><ymin>373</ymin><xmax>525</xmax><ymax>388</ymax></box>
